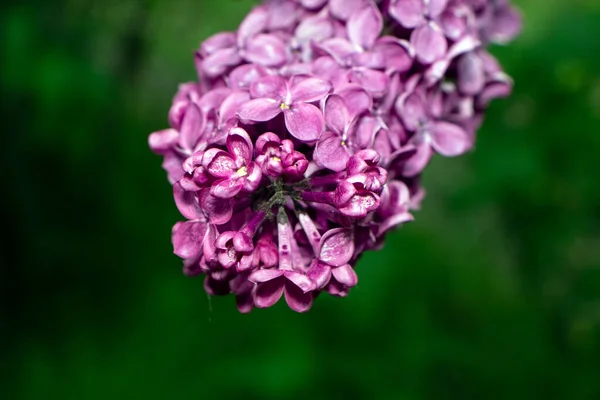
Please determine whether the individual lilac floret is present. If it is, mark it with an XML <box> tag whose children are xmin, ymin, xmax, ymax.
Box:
<box><xmin>149</xmin><ymin>0</ymin><xmax>522</xmax><ymax>313</ymax></box>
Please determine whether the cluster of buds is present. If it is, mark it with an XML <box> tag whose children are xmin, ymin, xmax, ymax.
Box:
<box><xmin>149</xmin><ymin>0</ymin><xmax>521</xmax><ymax>312</ymax></box>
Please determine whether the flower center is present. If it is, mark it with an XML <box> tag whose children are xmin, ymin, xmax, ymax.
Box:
<box><xmin>237</xmin><ymin>166</ymin><xmax>248</xmax><ymax>177</ymax></box>
<box><xmin>280</xmin><ymin>102</ymin><xmax>290</xmax><ymax>110</ymax></box>
<box><xmin>272</xmin><ymin>156</ymin><xmax>281</xmax><ymax>162</ymax></box>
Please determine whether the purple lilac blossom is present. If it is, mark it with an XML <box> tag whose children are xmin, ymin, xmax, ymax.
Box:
<box><xmin>149</xmin><ymin>0</ymin><xmax>521</xmax><ymax>313</ymax></box>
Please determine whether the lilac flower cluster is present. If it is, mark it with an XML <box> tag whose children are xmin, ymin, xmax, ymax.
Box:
<box><xmin>149</xmin><ymin>0</ymin><xmax>521</xmax><ymax>312</ymax></box>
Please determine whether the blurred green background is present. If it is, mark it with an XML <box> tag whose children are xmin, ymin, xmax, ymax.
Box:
<box><xmin>2</xmin><ymin>0</ymin><xmax>600</xmax><ymax>399</ymax></box>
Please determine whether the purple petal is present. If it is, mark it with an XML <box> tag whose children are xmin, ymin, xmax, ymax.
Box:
<box><xmin>148</xmin><ymin>129</ymin><xmax>178</xmax><ymax>155</ymax></box>
<box><xmin>284</xmin><ymin>102</ymin><xmax>324</xmax><ymax>142</ymax></box>
<box><xmin>401</xmin><ymin>141</ymin><xmax>432</xmax><ymax>177</ymax></box>
<box><xmin>237</xmin><ymin>98</ymin><xmax>281</xmax><ymax>122</ymax></box>
<box><xmin>242</xmin><ymin>162</ymin><xmax>262</xmax><ymax>192</ymax></box>
<box><xmin>199</xmin><ymin>189</ymin><xmax>233</xmax><ymax>225</ymax></box>
<box><xmin>229</xmin><ymin>64</ymin><xmax>268</xmax><ymax>90</ymax></box>
<box><xmin>317</xmin><ymin>38</ymin><xmax>356</xmax><ymax>64</ymax></box>
<box><xmin>299</xmin><ymin>0</ymin><xmax>327</xmax><ymax>8</ymax></box>
<box><xmin>227</xmin><ymin>128</ymin><xmax>253</xmax><ymax>165</ymax></box>
<box><xmin>488</xmin><ymin>6</ymin><xmax>522</xmax><ymax>44</ymax></box>
<box><xmin>457</xmin><ymin>52</ymin><xmax>485</xmax><ymax>96</ymax></box>
<box><xmin>178</xmin><ymin>103</ymin><xmax>204</xmax><ymax>151</ymax></box>
<box><xmin>203</xmin><ymin>275</ymin><xmax>231</xmax><ymax>295</ymax></box>
<box><xmin>162</xmin><ymin>152</ymin><xmax>184</xmax><ymax>184</ymax></box>
<box><xmin>347</xmin><ymin>2</ymin><xmax>382</xmax><ymax>50</ymax></box>
<box><xmin>172</xmin><ymin>220</ymin><xmax>207</xmax><ymax>259</ymax></box>
<box><xmin>250</xmin><ymin>75</ymin><xmax>287</xmax><ymax>100</ymax></box>
<box><xmin>330</xmin><ymin>0</ymin><xmax>367</xmax><ymax>21</ymax></box>
<box><xmin>210</xmin><ymin>177</ymin><xmax>244</xmax><ymax>199</ymax></box>
<box><xmin>237</xmin><ymin>6</ymin><xmax>268</xmax><ymax>44</ymax></box>
<box><xmin>334</xmin><ymin>180</ymin><xmax>358</xmax><ymax>206</ymax></box>
<box><xmin>397</xmin><ymin>91</ymin><xmax>427</xmax><ymax>131</ymax></box>
<box><xmin>207</xmin><ymin>151</ymin><xmax>236</xmax><ymax>178</ymax></box>
<box><xmin>338</xmin><ymin>87</ymin><xmax>372</xmax><ymax>118</ymax></box>
<box><xmin>372</xmin><ymin>37</ymin><xmax>413</xmax><ymax>73</ymax></box>
<box><xmin>218</xmin><ymin>91</ymin><xmax>250</xmax><ymax>126</ymax></box>
<box><xmin>173</xmin><ymin>183</ymin><xmax>202</xmax><ymax>219</ymax></box>
<box><xmin>314</xmin><ymin>131</ymin><xmax>350</xmax><ymax>172</ymax></box>
<box><xmin>324</xmin><ymin>95</ymin><xmax>349</xmax><ymax>135</ymax></box>
<box><xmin>201</xmin><ymin>32</ymin><xmax>236</xmax><ymax>55</ymax></box>
<box><xmin>295</xmin><ymin>15</ymin><xmax>334</xmax><ymax>45</ymax></box>
<box><xmin>284</xmin><ymin>271</ymin><xmax>316</xmax><ymax>293</ymax></box>
<box><xmin>235</xmin><ymin>291</ymin><xmax>254</xmax><ymax>314</ymax></box>
<box><xmin>427</xmin><ymin>0</ymin><xmax>448</xmax><ymax>19</ymax></box>
<box><xmin>348</xmin><ymin>68</ymin><xmax>389</xmax><ymax>97</ymax></box>
<box><xmin>249</xmin><ymin>268</ymin><xmax>285</xmax><ymax>283</ymax></box>
<box><xmin>307</xmin><ymin>261</ymin><xmax>332</xmax><ymax>289</ymax></box>
<box><xmin>411</xmin><ymin>22</ymin><xmax>447</xmax><ymax>64</ymax></box>
<box><xmin>254</xmin><ymin>278</ymin><xmax>285</xmax><ymax>308</ymax></box>
<box><xmin>290</xmin><ymin>77</ymin><xmax>332</xmax><ymax>103</ymax></box>
<box><xmin>201</xmin><ymin>48</ymin><xmax>242</xmax><ymax>77</ymax></box>
<box><xmin>243</xmin><ymin>34</ymin><xmax>287</xmax><ymax>67</ymax></box>
<box><xmin>332</xmin><ymin>264</ymin><xmax>358</xmax><ymax>287</ymax></box>
<box><xmin>318</xmin><ymin>228</ymin><xmax>354</xmax><ymax>267</ymax></box>
<box><xmin>430</xmin><ymin>121</ymin><xmax>471</xmax><ymax>157</ymax></box>
<box><xmin>389</xmin><ymin>0</ymin><xmax>425</xmax><ymax>29</ymax></box>
<box><xmin>284</xmin><ymin>281</ymin><xmax>313</xmax><ymax>312</ymax></box>
<box><xmin>354</xmin><ymin>115</ymin><xmax>380</xmax><ymax>149</ymax></box>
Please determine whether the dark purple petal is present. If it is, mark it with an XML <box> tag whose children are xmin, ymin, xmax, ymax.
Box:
<box><xmin>284</xmin><ymin>271</ymin><xmax>316</xmax><ymax>293</ymax></box>
<box><xmin>237</xmin><ymin>98</ymin><xmax>281</xmax><ymax>122</ymax></box>
<box><xmin>284</xmin><ymin>102</ymin><xmax>324</xmax><ymax>142</ymax></box>
<box><xmin>254</xmin><ymin>278</ymin><xmax>285</xmax><ymax>308</ymax></box>
<box><xmin>319</xmin><ymin>228</ymin><xmax>354</xmax><ymax>267</ymax></box>
<box><xmin>179</xmin><ymin>103</ymin><xmax>204</xmax><ymax>151</ymax></box>
<box><xmin>284</xmin><ymin>281</ymin><xmax>313</xmax><ymax>312</ymax></box>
